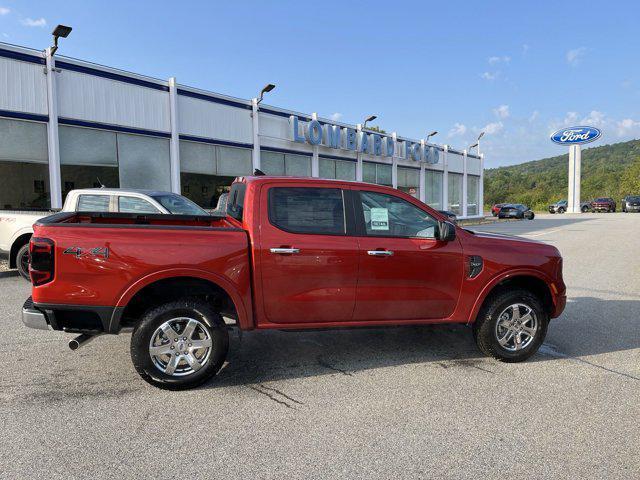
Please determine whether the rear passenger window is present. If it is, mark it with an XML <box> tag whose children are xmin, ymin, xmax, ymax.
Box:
<box><xmin>227</xmin><ymin>183</ymin><xmax>246</xmax><ymax>221</ymax></box>
<box><xmin>77</xmin><ymin>195</ymin><xmax>110</xmax><ymax>212</ymax></box>
<box><xmin>269</xmin><ymin>187</ymin><xmax>345</xmax><ymax>235</ymax></box>
<box><xmin>118</xmin><ymin>196</ymin><xmax>160</xmax><ymax>214</ymax></box>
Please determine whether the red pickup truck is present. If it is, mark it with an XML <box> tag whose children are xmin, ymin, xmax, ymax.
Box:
<box><xmin>22</xmin><ymin>176</ymin><xmax>566</xmax><ymax>390</ymax></box>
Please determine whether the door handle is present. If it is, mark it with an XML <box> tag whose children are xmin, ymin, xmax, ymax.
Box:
<box><xmin>270</xmin><ymin>247</ymin><xmax>300</xmax><ymax>254</ymax></box>
<box><xmin>367</xmin><ymin>250</ymin><xmax>394</xmax><ymax>257</ymax></box>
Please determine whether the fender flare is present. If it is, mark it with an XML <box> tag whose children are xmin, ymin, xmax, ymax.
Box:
<box><xmin>111</xmin><ymin>267</ymin><xmax>252</xmax><ymax>331</ymax></box>
<box><xmin>468</xmin><ymin>268</ymin><xmax>554</xmax><ymax>324</ymax></box>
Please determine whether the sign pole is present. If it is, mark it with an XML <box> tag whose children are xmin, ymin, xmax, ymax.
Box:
<box><xmin>568</xmin><ymin>144</ymin><xmax>582</xmax><ymax>213</ymax></box>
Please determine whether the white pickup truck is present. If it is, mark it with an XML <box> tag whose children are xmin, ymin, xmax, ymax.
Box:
<box><xmin>0</xmin><ymin>188</ymin><xmax>208</xmax><ymax>280</ymax></box>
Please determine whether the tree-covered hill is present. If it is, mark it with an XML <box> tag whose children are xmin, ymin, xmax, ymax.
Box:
<box><xmin>484</xmin><ymin>139</ymin><xmax>640</xmax><ymax>210</ymax></box>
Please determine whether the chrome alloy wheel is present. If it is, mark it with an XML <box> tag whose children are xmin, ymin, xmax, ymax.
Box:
<box><xmin>149</xmin><ymin>317</ymin><xmax>213</xmax><ymax>376</ymax></box>
<box><xmin>495</xmin><ymin>303</ymin><xmax>538</xmax><ymax>352</ymax></box>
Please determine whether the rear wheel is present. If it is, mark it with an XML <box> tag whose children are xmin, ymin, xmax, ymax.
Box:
<box><xmin>581</xmin><ymin>205</ymin><xmax>589</xmax><ymax>213</ymax></box>
<box><xmin>16</xmin><ymin>243</ymin><xmax>31</xmax><ymax>281</ymax></box>
<box><xmin>557</xmin><ymin>207</ymin><xmax>565</xmax><ymax>214</ymax></box>
<box><xmin>473</xmin><ymin>289</ymin><xmax>548</xmax><ymax>362</ymax></box>
<box><xmin>131</xmin><ymin>298</ymin><xmax>229</xmax><ymax>390</ymax></box>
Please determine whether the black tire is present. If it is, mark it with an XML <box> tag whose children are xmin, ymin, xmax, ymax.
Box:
<box><xmin>557</xmin><ymin>207</ymin><xmax>565</xmax><ymax>214</ymax></box>
<box><xmin>526</xmin><ymin>212</ymin><xmax>535</xmax><ymax>220</ymax></box>
<box><xmin>16</xmin><ymin>243</ymin><xmax>31</xmax><ymax>281</ymax></box>
<box><xmin>581</xmin><ymin>205</ymin><xmax>589</xmax><ymax>213</ymax></box>
<box><xmin>131</xmin><ymin>298</ymin><xmax>229</xmax><ymax>390</ymax></box>
<box><xmin>473</xmin><ymin>289</ymin><xmax>548</xmax><ymax>362</ymax></box>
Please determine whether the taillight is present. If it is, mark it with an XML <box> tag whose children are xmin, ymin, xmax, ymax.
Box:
<box><xmin>29</xmin><ymin>237</ymin><xmax>55</xmax><ymax>286</ymax></box>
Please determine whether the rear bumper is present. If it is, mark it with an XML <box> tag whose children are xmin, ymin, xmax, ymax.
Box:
<box><xmin>22</xmin><ymin>297</ymin><xmax>51</xmax><ymax>330</ymax></box>
<box><xmin>21</xmin><ymin>296</ymin><xmax>123</xmax><ymax>334</ymax></box>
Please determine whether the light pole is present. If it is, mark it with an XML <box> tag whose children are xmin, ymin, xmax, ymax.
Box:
<box><xmin>357</xmin><ymin>115</ymin><xmax>377</xmax><ymax>181</ymax></box>
<box><xmin>363</xmin><ymin>114</ymin><xmax>377</xmax><ymax>130</ymax></box>
<box><xmin>252</xmin><ymin>83</ymin><xmax>276</xmax><ymax>172</ymax></box>
<box><xmin>476</xmin><ymin>131</ymin><xmax>485</xmax><ymax>155</ymax></box>
<box><xmin>426</xmin><ymin>130</ymin><xmax>438</xmax><ymax>143</ymax></box>
<box><xmin>49</xmin><ymin>24</ymin><xmax>72</xmax><ymax>56</ymax></box>
<box><xmin>469</xmin><ymin>142</ymin><xmax>478</xmax><ymax>152</ymax></box>
<box><xmin>256</xmin><ymin>83</ymin><xmax>275</xmax><ymax>104</ymax></box>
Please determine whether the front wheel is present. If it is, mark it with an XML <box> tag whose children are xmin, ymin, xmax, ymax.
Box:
<box><xmin>581</xmin><ymin>205</ymin><xmax>589</xmax><ymax>213</ymax></box>
<box><xmin>131</xmin><ymin>298</ymin><xmax>229</xmax><ymax>390</ymax></box>
<box><xmin>473</xmin><ymin>289</ymin><xmax>548</xmax><ymax>362</ymax></box>
<box><xmin>557</xmin><ymin>207</ymin><xmax>565</xmax><ymax>214</ymax></box>
<box><xmin>16</xmin><ymin>243</ymin><xmax>31</xmax><ymax>281</ymax></box>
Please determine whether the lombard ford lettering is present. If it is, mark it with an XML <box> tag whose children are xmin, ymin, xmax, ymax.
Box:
<box><xmin>289</xmin><ymin>115</ymin><xmax>441</xmax><ymax>164</ymax></box>
<box><xmin>550</xmin><ymin>126</ymin><xmax>602</xmax><ymax>145</ymax></box>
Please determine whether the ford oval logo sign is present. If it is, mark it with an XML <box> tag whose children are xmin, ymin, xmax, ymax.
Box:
<box><xmin>550</xmin><ymin>126</ymin><xmax>602</xmax><ymax>145</ymax></box>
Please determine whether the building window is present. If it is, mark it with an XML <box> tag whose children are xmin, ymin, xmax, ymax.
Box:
<box><xmin>363</xmin><ymin>162</ymin><xmax>392</xmax><ymax>186</ymax></box>
<box><xmin>118</xmin><ymin>133</ymin><xmax>171</xmax><ymax>191</ymax></box>
<box><xmin>425</xmin><ymin>170</ymin><xmax>443</xmax><ymax>210</ymax></box>
<box><xmin>467</xmin><ymin>175</ymin><xmax>480</xmax><ymax>216</ymax></box>
<box><xmin>448</xmin><ymin>173</ymin><xmax>463</xmax><ymax>215</ymax></box>
<box><xmin>397</xmin><ymin>167</ymin><xmax>420</xmax><ymax>198</ymax></box>
<box><xmin>0</xmin><ymin>118</ymin><xmax>50</xmax><ymax>210</ymax></box>
<box><xmin>260</xmin><ymin>151</ymin><xmax>311</xmax><ymax>177</ymax></box>
<box><xmin>179</xmin><ymin>141</ymin><xmax>252</xmax><ymax>208</ymax></box>
<box><xmin>319</xmin><ymin>157</ymin><xmax>356</xmax><ymax>181</ymax></box>
<box><xmin>59</xmin><ymin>126</ymin><xmax>120</xmax><ymax>203</ymax></box>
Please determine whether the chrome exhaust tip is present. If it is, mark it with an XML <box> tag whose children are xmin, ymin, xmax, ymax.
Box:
<box><xmin>69</xmin><ymin>333</ymin><xmax>98</xmax><ymax>351</ymax></box>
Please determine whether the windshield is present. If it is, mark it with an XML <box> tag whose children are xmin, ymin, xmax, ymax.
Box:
<box><xmin>627</xmin><ymin>196</ymin><xmax>640</xmax><ymax>202</ymax></box>
<box><xmin>151</xmin><ymin>194</ymin><xmax>209</xmax><ymax>215</ymax></box>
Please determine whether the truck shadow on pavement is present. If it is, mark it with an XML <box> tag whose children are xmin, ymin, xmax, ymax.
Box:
<box><xmin>202</xmin><ymin>294</ymin><xmax>640</xmax><ymax>389</ymax></box>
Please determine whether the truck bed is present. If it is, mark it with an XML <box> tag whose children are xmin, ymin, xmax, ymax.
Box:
<box><xmin>30</xmin><ymin>210</ymin><xmax>252</xmax><ymax>333</ymax></box>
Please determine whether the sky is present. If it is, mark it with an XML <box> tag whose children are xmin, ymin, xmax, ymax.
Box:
<box><xmin>1</xmin><ymin>0</ymin><xmax>639</xmax><ymax>168</ymax></box>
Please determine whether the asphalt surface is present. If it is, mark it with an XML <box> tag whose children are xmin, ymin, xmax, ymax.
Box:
<box><xmin>1</xmin><ymin>213</ymin><xmax>639</xmax><ymax>479</ymax></box>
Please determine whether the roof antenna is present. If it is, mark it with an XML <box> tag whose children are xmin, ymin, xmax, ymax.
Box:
<box><xmin>96</xmin><ymin>177</ymin><xmax>105</xmax><ymax>188</ymax></box>
<box><xmin>254</xmin><ymin>169</ymin><xmax>266</xmax><ymax>176</ymax></box>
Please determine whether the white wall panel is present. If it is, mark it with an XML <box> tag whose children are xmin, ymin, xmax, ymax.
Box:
<box><xmin>0</xmin><ymin>57</ymin><xmax>47</xmax><ymax>115</ymax></box>
<box><xmin>447</xmin><ymin>152</ymin><xmax>464</xmax><ymax>173</ymax></box>
<box><xmin>178</xmin><ymin>95</ymin><xmax>252</xmax><ymax>143</ymax></box>
<box><xmin>259</xmin><ymin>113</ymin><xmax>290</xmax><ymax>141</ymax></box>
<box><xmin>57</xmin><ymin>70</ymin><xmax>171</xmax><ymax>132</ymax></box>
<box><xmin>467</xmin><ymin>156</ymin><xmax>481</xmax><ymax>175</ymax></box>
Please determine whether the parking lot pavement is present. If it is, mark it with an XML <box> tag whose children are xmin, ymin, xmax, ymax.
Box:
<box><xmin>1</xmin><ymin>213</ymin><xmax>639</xmax><ymax>479</ymax></box>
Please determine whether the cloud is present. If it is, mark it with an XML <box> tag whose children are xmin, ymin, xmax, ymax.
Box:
<box><xmin>617</xmin><ymin>118</ymin><xmax>640</xmax><ymax>136</ymax></box>
<box><xmin>330</xmin><ymin>112</ymin><xmax>342</xmax><ymax>121</ymax></box>
<box><xmin>493</xmin><ymin>104</ymin><xmax>510</xmax><ymax>119</ymax></box>
<box><xmin>483</xmin><ymin>121</ymin><xmax>504</xmax><ymax>135</ymax></box>
<box><xmin>21</xmin><ymin>17</ymin><xmax>47</xmax><ymax>27</ymax></box>
<box><xmin>480</xmin><ymin>71</ymin><xmax>499</xmax><ymax>81</ymax></box>
<box><xmin>581</xmin><ymin>110</ymin><xmax>606</xmax><ymax>127</ymax></box>
<box><xmin>488</xmin><ymin>56</ymin><xmax>510</xmax><ymax>65</ymax></box>
<box><xmin>448</xmin><ymin>123</ymin><xmax>467</xmax><ymax>137</ymax></box>
<box><xmin>528</xmin><ymin>110</ymin><xmax>539</xmax><ymax>123</ymax></box>
<box><xmin>0</xmin><ymin>7</ymin><xmax>10</xmax><ymax>15</ymax></box>
<box><xmin>566</xmin><ymin>47</ymin><xmax>586</xmax><ymax>66</ymax></box>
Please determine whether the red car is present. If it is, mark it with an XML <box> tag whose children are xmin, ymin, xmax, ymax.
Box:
<box><xmin>23</xmin><ymin>176</ymin><xmax>566</xmax><ymax>389</ymax></box>
<box><xmin>491</xmin><ymin>203</ymin><xmax>508</xmax><ymax>216</ymax></box>
<box><xmin>591</xmin><ymin>197</ymin><xmax>616</xmax><ymax>212</ymax></box>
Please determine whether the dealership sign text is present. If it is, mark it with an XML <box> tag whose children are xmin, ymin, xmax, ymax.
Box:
<box><xmin>550</xmin><ymin>126</ymin><xmax>602</xmax><ymax>145</ymax></box>
<box><xmin>289</xmin><ymin>116</ymin><xmax>440</xmax><ymax>164</ymax></box>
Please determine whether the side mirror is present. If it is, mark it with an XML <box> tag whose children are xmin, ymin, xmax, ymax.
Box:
<box><xmin>438</xmin><ymin>221</ymin><xmax>456</xmax><ymax>242</ymax></box>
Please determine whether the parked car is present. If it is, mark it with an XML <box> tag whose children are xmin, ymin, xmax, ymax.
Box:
<box><xmin>549</xmin><ymin>200</ymin><xmax>592</xmax><ymax>213</ymax></box>
<box><xmin>0</xmin><ymin>189</ymin><xmax>208</xmax><ymax>280</ymax></box>
<box><xmin>621</xmin><ymin>195</ymin><xmax>640</xmax><ymax>213</ymax></box>
<box><xmin>591</xmin><ymin>197</ymin><xmax>616</xmax><ymax>212</ymax></box>
<box><xmin>22</xmin><ymin>176</ymin><xmax>565</xmax><ymax>390</ymax></box>
<box><xmin>438</xmin><ymin>210</ymin><xmax>457</xmax><ymax>223</ymax></box>
<box><xmin>491</xmin><ymin>203</ymin><xmax>508</xmax><ymax>216</ymax></box>
<box><xmin>498</xmin><ymin>204</ymin><xmax>535</xmax><ymax>220</ymax></box>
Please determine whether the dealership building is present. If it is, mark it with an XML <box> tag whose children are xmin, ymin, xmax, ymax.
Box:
<box><xmin>0</xmin><ymin>42</ymin><xmax>484</xmax><ymax>217</ymax></box>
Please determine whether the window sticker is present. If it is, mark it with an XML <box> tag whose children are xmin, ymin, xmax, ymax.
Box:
<box><xmin>370</xmin><ymin>208</ymin><xmax>389</xmax><ymax>230</ymax></box>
